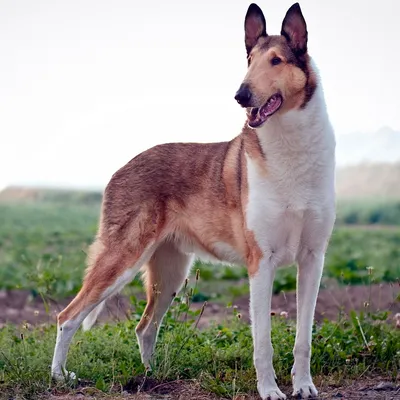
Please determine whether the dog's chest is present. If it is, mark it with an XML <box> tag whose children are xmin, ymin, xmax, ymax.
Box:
<box><xmin>245</xmin><ymin>153</ymin><xmax>331</xmax><ymax>266</ymax></box>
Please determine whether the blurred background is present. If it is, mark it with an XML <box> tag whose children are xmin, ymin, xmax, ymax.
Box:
<box><xmin>0</xmin><ymin>0</ymin><xmax>399</xmax><ymax>326</ymax></box>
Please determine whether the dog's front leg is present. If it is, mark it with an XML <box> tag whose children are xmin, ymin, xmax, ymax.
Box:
<box><xmin>291</xmin><ymin>250</ymin><xmax>324</xmax><ymax>398</ymax></box>
<box><xmin>249</xmin><ymin>259</ymin><xmax>286</xmax><ymax>400</ymax></box>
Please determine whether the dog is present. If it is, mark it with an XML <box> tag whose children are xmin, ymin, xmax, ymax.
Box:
<box><xmin>51</xmin><ymin>3</ymin><xmax>335</xmax><ymax>399</ymax></box>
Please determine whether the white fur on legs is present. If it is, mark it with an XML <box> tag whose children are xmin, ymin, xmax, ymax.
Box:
<box><xmin>52</xmin><ymin>267</ymin><xmax>138</xmax><ymax>381</ymax></box>
<box><xmin>51</xmin><ymin>246</ymin><xmax>155</xmax><ymax>381</ymax></box>
<box><xmin>82</xmin><ymin>300</ymin><xmax>105</xmax><ymax>331</ymax></box>
<box><xmin>250</xmin><ymin>262</ymin><xmax>286</xmax><ymax>400</ymax></box>
<box><xmin>291</xmin><ymin>251</ymin><xmax>324</xmax><ymax>399</ymax></box>
<box><xmin>136</xmin><ymin>241</ymin><xmax>193</xmax><ymax>369</ymax></box>
<box><xmin>52</xmin><ymin>307</ymin><xmax>96</xmax><ymax>381</ymax></box>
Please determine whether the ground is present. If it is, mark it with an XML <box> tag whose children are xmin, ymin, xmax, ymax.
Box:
<box><xmin>1</xmin><ymin>283</ymin><xmax>399</xmax><ymax>399</ymax></box>
<box><xmin>1</xmin><ymin>196</ymin><xmax>399</xmax><ymax>399</ymax></box>
<box><xmin>1</xmin><ymin>282</ymin><xmax>399</xmax><ymax>329</ymax></box>
<box><xmin>46</xmin><ymin>376</ymin><xmax>400</xmax><ymax>399</ymax></box>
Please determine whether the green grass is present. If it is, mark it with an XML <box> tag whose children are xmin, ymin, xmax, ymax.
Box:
<box><xmin>336</xmin><ymin>198</ymin><xmax>400</xmax><ymax>225</ymax></box>
<box><xmin>0</xmin><ymin>202</ymin><xmax>400</xmax><ymax>299</ymax></box>
<box><xmin>0</xmin><ymin>197</ymin><xmax>399</xmax><ymax>398</ymax></box>
<box><xmin>326</xmin><ymin>226</ymin><xmax>400</xmax><ymax>284</ymax></box>
<box><xmin>0</xmin><ymin>284</ymin><xmax>399</xmax><ymax>399</ymax></box>
<box><xmin>0</xmin><ymin>202</ymin><xmax>100</xmax><ymax>297</ymax></box>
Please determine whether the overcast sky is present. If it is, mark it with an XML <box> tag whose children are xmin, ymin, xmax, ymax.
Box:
<box><xmin>0</xmin><ymin>0</ymin><xmax>398</xmax><ymax>189</ymax></box>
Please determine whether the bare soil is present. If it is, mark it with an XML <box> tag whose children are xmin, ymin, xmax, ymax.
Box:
<box><xmin>1</xmin><ymin>282</ymin><xmax>399</xmax><ymax>329</ymax></box>
<box><xmin>46</xmin><ymin>375</ymin><xmax>400</xmax><ymax>399</ymax></box>
<box><xmin>1</xmin><ymin>284</ymin><xmax>399</xmax><ymax>399</ymax></box>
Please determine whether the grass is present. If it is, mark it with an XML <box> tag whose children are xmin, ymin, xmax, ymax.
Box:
<box><xmin>0</xmin><ymin>195</ymin><xmax>399</xmax><ymax>398</ymax></box>
<box><xmin>0</xmin><ymin>202</ymin><xmax>100</xmax><ymax>297</ymax></box>
<box><xmin>336</xmin><ymin>198</ymin><xmax>400</xmax><ymax>225</ymax></box>
<box><xmin>326</xmin><ymin>226</ymin><xmax>400</xmax><ymax>284</ymax></box>
<box><xmin>0</xmin><ymin>278</ymin><xmax>399</xmax><ymax>399</ymax></box>
<box><xmin>1</xmin><ymin>202</ymin><xmax>399</xmax><ymax>300</ymax></box>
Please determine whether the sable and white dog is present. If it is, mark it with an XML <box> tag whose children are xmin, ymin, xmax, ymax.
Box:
<box><xmin>51</xmin><ymin>3</ymin><xmax>335</xmax><ymax>399</ymax></box>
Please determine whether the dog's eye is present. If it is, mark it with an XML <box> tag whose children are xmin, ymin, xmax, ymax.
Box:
<box><xmin>271</xmin><ymin>57</ymin><xmax>282</xmax><ymax>66</ymax></box>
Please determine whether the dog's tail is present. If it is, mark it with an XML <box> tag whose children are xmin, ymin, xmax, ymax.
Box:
<box><xmin>82</xmin><ymin>301</ymin><xmax>105</xmax><ymax>331</ymax></box>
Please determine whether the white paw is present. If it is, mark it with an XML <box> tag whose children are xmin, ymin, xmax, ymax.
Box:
<box><xmin>292</xmin><ymin>382</ymin><xmax>318</xmax><ymax>399</ymax></box>
<box><xmin>143</xmin><ymin>361</ymin><xmax>152</xmax><ymax>372</ymax></box>
<box><xmin>140</xmin><ymin>352</ymin><xmax>153</xmax><ymax>372</ymax></box>
<box><xmin>259</xmin><ymin>386</ymin><xmax>287</xmax><ymax>400</ymax></box>
<box><xmin>291</xmin><ymin>366</ymin><xmax>318</xmax><ymax>399</ymax></box>
<box><xmin>52</xmin><ymin>369</ymin><xmax>76</xmax><ymax>382</ymax></box>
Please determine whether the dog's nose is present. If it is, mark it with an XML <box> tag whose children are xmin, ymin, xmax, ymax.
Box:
<box><xmin>235</xmin><ymin>84</ymin><xmax>252</xmax><ymax>107</ymax></box>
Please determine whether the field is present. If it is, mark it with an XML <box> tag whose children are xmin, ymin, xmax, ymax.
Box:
<box><xmin>0</xmin><ymin>190</ymin><xmax>399</xmax><ymax>399</ymax></box>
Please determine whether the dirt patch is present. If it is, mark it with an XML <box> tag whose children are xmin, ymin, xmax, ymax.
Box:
<box><xmin>47</xmin><ymin>379</ymin><xmax>220</xmax><ymax>400</ymax></box>
<box><xmin>316</xmin><ymin>376</ymin><xmax>400</xmax><ymax>399</ymax></box>
<box><xmin>45</xmin><ymin>376</ymin><xmax>400</xmax><ymax>399</ymax></box>
<box><xmin>197</xmin><ymin>281</ymin><xmax>400</xmax><ymax>328</ymax></box>
<box><xmin>1</xmin><ymin>286</ymin><xmax>399</xmax><ymax>400</ymax></box>
<box><xmin>0</xmin><ymin>283</ymin><xmax>399</xmax><ymax>329</ymax></box>
<box><xmin>0</xmin><ymin>186</ymin><xmax>42</xmax><ymax>202</ymax></box>
<box><xmin>0</xmin><ymin>290</ymin><xmax>132</xmax><ymax>328</ymax></box>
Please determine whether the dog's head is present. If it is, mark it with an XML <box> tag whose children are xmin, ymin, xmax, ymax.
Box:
<box><xmin>235</xmin><ymin>3</ymin><xmax>316</xmax><ymax>128</ymax></box>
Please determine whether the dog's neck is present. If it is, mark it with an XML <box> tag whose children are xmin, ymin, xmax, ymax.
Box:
<box><xmin>250</xmin><ymin>68</ymin><xmax>336</xmax><ymax>186</ymax></box>
<box><xmin>255</xmin><ymin>71</ymin><xmax>335</xmax><ymax>159</ymax></box>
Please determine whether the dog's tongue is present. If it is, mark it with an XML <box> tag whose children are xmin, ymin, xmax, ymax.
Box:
<box><xmin>248</xmin><ymin>94</ymin><xmax>282</xmax><ymax>128</ymax></box>
<box><xmin>260</xmin><ymin>95</ymin><xmax>281</xmax><ymax>118</ymax></box>
<box><xmin>248</xmin><ymin>108</ymin><xmax>262</xmax><ymax>128</ymax></box>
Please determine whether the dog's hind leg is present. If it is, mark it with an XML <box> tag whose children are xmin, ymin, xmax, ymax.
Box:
<box><xmin>135</xmin><ymin>241</ymin><xmax>193</xmax><ymax>369</ymax></box>
<box><xmin>81</xmin><ymin>299</ymin><xmax>106</xmax><ymax>331</ymax></box>
<box><xmin>51</xmin><ymin>238</ymin><xmax>156</xmax><ymax>381</ymax></box>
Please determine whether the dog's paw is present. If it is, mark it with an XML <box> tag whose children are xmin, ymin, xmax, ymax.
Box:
<box><xmin>292</xmin><ymin>382</ymin><xmax>318</xmax><ymax>399</ymax></box>
<box><xmin>259</xmin><ymin>386</ymin><xmax>287</xmax><ymax>400</ymax></box>
<box><xmin>144</xmin><ymin>362</ymin><xmax>152</xmax><ymax>372</ymax></box>
<box><xmin>52</xmin><ymin>369</ymin><xmax>76</xmax><ymax>382</ymax></box>
<box><xmin>291</xmin><ymin>366</ymin><xmax>318</xmax><ymax>399</ymax></box>
<box><xmin>140</xmin><ymin>353</ymin><xmax>153</xmax><ymax>372</ymax></box>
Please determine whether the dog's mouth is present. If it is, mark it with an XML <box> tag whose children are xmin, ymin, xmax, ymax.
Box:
<box><xmin>247</xmin><ymin>93</ymin><xmax>283</xmax><ymax>128</ymax></box>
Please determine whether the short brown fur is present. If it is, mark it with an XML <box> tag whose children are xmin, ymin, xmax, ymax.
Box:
<box><xmin>56</xmin><ymin>0</ymin><xmax>317</xmax><ymax>341</ymax></box>
<box><xmin>244</xmin><ymin>36</ymin><xmax>315</xmax><ymax>112</ymax></box>
<box><xmin>53</xmin><ymin>7</ymin><xmax>328</xmax><ymax>399</ymax></box>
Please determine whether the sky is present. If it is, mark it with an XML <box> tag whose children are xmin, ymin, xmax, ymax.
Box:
<box><xmin>0</xmin><ymin>0</ymin><xmax>399</xmax><ymax>189</ymax></box>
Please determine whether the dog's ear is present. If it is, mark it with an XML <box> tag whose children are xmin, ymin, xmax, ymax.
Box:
<box><xmin>281</xmin><ymin>3</ymin><xmax>308</xmax><ymax>56</ymax></box>
<box><xmin>244</xmin><ymin>3</ymin><xmax>267</xmax><ymax>56</ymax></box>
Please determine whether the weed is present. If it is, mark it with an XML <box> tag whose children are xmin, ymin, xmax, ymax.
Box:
<box><xmin>0</xmin><ymin>196</ymin><xmax>400</xmax><ymax>398</ymax></box>
<box><xmin>0</xmin><ymin>273</ymin><xmax>399</xmax><ymax>399</ymax></box>
<box><xmin>2</xmin><ymin>203</ymin><xmax>400</xmax><ymax>299</ymax></box>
